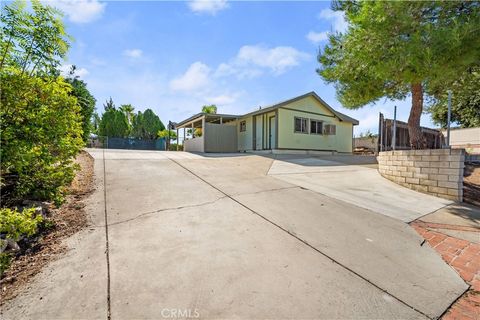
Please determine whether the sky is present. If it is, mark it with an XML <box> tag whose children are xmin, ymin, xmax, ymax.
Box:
<box><xmin>50</xmin><ymin>0</ymin><xmax>438</xmax><ymax>136</ymax></box>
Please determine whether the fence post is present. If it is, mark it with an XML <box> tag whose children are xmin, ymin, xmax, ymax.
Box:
<box><xmin>446</xmin><ymin>90</ymin><xmax>452</xmax><ymax>148</ymax></box>
<box><xmin>392</xmin><ymin>105</ymin><xmax>397</xmax><ymax>151</ymax></box>
<box><xmin>379</xmin><ymin>112</ymin><xmax>384</xmax><ymax>152</ymax></box>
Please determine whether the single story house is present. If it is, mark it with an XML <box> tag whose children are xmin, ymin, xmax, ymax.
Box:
<box><xmin>175</xmin><ymin>91</ymin><xmax>359</xmax><ymax>154</ymax></box>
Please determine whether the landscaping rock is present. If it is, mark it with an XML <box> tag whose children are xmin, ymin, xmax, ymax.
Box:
<box><xmin>21</xmin><ymin>200</ymin><xmax>52</xmax><ymax>218</ymax></box>
<box><xmin>5</xmin><ymin>239</ymin><xmax>20</xmax><ymax>253</ymax></box>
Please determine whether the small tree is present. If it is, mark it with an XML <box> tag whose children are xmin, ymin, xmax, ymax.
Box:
<box><xmin>98</xmin><ymin>109</ymin><xmax>129</xmax><ymax>138</ymax></box>
<box><xmin>0</xmin><ymin>0</ymin><xmax>71</xmax><ymax>76</ymax></box>
<box><xmin>317</xmin><ymin>1</ymin><xmax>480</xmax><ymax>149</ymax></box>
<box><xmin>131</xmin><ymin>109</ymin><xmax>165</xmax><ymax>140</ymax></box>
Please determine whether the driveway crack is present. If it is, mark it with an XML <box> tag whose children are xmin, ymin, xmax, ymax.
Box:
<box><xmin>95</xmin><ymin>196</ymin><xmax>227</xmax><ymax>228</ymax></box>
<box><xmin>231</xmin><ymin>186</ymin><xmax>299</xmax><ymax>197</ymax></box>
<box><xmin>102</xmin><ymin>148</ymin><xmax>112</xmax><ymax>320</ymax></box>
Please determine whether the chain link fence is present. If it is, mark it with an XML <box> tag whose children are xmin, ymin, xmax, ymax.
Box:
<box><xmin>86</xmin><ymin>136</ymin><xmax>166</xmax><ymax>150</ymax></box>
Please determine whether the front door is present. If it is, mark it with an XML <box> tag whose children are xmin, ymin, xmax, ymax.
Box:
<box><xmin>269</xmin><ymin>116</ymin><xmax>276</xmax><ymax>149</ymax></box>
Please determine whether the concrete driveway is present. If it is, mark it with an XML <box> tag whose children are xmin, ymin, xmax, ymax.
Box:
<box><xmin>2</xmin><ymin>149</ymin><xmax>468</xmax><ymax>320</ymax></box>
<box><xmin>268</xmin><ymin>155</ymin><xmax>452</xmax><ymax>222</ymax></box>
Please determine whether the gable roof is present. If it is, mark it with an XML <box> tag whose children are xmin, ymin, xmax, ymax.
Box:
<box><xmin>175</xmin><ymin>91</ymin><xmax>359</xmax><ymax>128</ymax></box>
<box><xmin>243</xmin><ymin>91</ymin><xmax>359</xmax><ymax>125</ymax></box>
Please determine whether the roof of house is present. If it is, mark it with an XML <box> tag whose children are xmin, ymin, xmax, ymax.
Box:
<box><xmin>175</xmin><ymin>91</ymin><xmax>359</xmax><ymax>128</ymax></box>
<box><xmin>242</xmin><ymin>91</ymin><xmax>359</xmax><ymax>125</ymax></box>
<box><xmin>176</xmin><ymin>112</ymin><xmax>240</xmax><ymax>128</ymax></box>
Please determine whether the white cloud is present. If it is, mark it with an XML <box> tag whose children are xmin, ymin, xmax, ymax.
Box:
<box><xmin>306</xmin><ymin>31</ymin><xmax>329</xmax><ymax>44</ymax></box>
<box><xmin>214</xmin><ymin>63</ymin><xmax>262</xmax><ymax>79</ymax></box>
<box><xmin>169</xmin><ymin>62</ymin><xmax>212</xmax><ymax>92</ymax></box>
<box><xmin>318</xmin><ymin>9</ymin><xmax>348</xmax><ymax>33</ymax></box>
<box><xmin>168</xmin><ymin>44</ymin><xmax>308</xmax><ymax>107</ymax></box>
<box><xmin>214</xmin><ymin>63</ymin><xmax>236</xmax><ymax>77</ymax></box>
<box><xmin>123</xmin><ymin>49</ymin><xmax>143</xmax><ymax>58</ymax></box>
<box><xmin>237</xmin><ymin>45</ymin><xmax>310</xmax><ymax>74</ymax></box>
<box><xmin>307</xmin><ymin>8</ymin><xmax>348</xmax><ymax>45</ymax></box>
<box><xmin>188</xmin><ymin>0</ymin><xmax>228</xmax><ymax>15</ymax></box>
<box><xmin>59</xmin><ymin>64</ymin><xmax>89</xmax><ymax>78</ymax></box>
<box><xmin>48</xmin><ymin>0</ymin><xmax>106</xmax><ymax>24</ymax></box>
<box><xmin>216</xmin><ymin>45</ymin><xmax>310</xmax><ymax>78</ymax></box>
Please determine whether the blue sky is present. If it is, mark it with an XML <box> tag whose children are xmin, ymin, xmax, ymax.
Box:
<box><xmin>52</xmin><ymin>0</ymin><xmax>437</xmax><ymax>135</ymax></box>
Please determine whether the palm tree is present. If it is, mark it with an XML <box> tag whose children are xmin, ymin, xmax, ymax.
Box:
<box><xmin>201</xmin><ymin>104</ymin><xmax>217</xmax><ymax>114</ymax></box>
<box><xmin>120</xmin><ymin>104</ymin><xmax>135</xmax><ymax>124</ymax></box>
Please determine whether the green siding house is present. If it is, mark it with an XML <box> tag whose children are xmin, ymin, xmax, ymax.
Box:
<box><xmin>176</xmin><ymin>92</ymin><xmax>359</xmax><ymax>154</ymax></box>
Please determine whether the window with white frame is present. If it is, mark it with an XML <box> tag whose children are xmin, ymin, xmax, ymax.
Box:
<box><xmin>310</xmin><ymin>120</ymin><xmax>323</xmax><ymax>135</ymax></box>
<box><xmin>239</xmin><ymin>120</ymin><xmax>246</xmax><ymax>132</ymax></box>
<box><xmin>294</xmin><ymin>117</ymin><xmax>308</xmax><ymax>133</ymax></box>
<box><xmin>324</xmin><ymin>124</ymin><xmax>336</xmax><ymax>135</ymax></box>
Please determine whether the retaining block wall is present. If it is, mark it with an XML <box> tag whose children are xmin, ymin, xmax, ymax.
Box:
<box><xmin>377</xmin><ymin>149</ymin><xmax>465</xmax><ymax>202</ymax></box>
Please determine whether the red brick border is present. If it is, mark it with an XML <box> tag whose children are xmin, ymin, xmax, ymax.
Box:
<box><xmin>411</xmin><ymin>222</ymin><xmax>480</xmax><ymax>319</ymax></box>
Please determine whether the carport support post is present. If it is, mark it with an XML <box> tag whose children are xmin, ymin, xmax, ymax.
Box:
<box><xmin>275</xmin><ymin>109</ymin><xmax>279</xmax><ymax>149</ymax></box>
<box><xmin>252</xmin><ymin>116</ymin><xmax>256</xmax><ymax>150</ymax></box>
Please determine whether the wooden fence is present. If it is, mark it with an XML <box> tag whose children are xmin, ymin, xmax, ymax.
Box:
<box><xmin>378</xmin><ymin>113</ymin><xmax>444</xmax><ymax>151</ymax></box>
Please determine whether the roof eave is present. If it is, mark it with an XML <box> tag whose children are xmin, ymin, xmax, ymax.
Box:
<box><xmin>175</xmin><ymin>112</ymin><xmax>241</xmax><ymax>128</ymax></box>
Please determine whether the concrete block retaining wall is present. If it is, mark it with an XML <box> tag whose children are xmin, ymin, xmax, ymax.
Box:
<box><xmin>377</xmin><ymin>149</ymin><xmax>465</xmax><ymax>202</ymax></box>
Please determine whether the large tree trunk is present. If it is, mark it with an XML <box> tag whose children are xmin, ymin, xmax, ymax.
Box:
<box><xmin>408</xmin><ymin>83</ymin><xmax>427</xmax><ymax>149</ymax></box>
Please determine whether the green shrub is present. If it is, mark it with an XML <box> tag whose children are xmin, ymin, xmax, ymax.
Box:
<box><xmin>168</xmin><ymin>143</ymin><xmax>183</xmax><ymax>151</ymax></box>
<box><xmin>0</xmin><ymin>252</ymin><xmax>12</xmax><ymax>278</ymax></box>
<box><xmin>0</xmin><ymin>208</ymin><xmax>44</xmax><ymax>278</ymax></box>
<box><xmin>0</xmin><ymin>207</ymin><xmax>43</xmax><ymax>241</ymax></box>
<box><xmin>0</xmin><ymin>72</ymin><xmax>84</xmax><ymax>205</ymax></box>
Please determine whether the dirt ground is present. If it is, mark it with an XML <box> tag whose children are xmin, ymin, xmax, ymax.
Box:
<box><xmin>464</xmin><ymin>163</ymin><xmax>480</xmax><ymax>207</ymax></box>
<box><xmin>0</xmin><ymin>151</ymin><xmax>94</xmax><ymax>303</ymax></box>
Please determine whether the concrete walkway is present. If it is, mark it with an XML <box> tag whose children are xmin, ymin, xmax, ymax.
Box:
<box><xmin>268</xmin><ymin>156</ymin><xmax>452</xmax><ymax>222</ymax></box>
<box><xmin>1</xmin><ymin>149</ymin><xmax>469</xmax><ymax>320</ymax></box>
